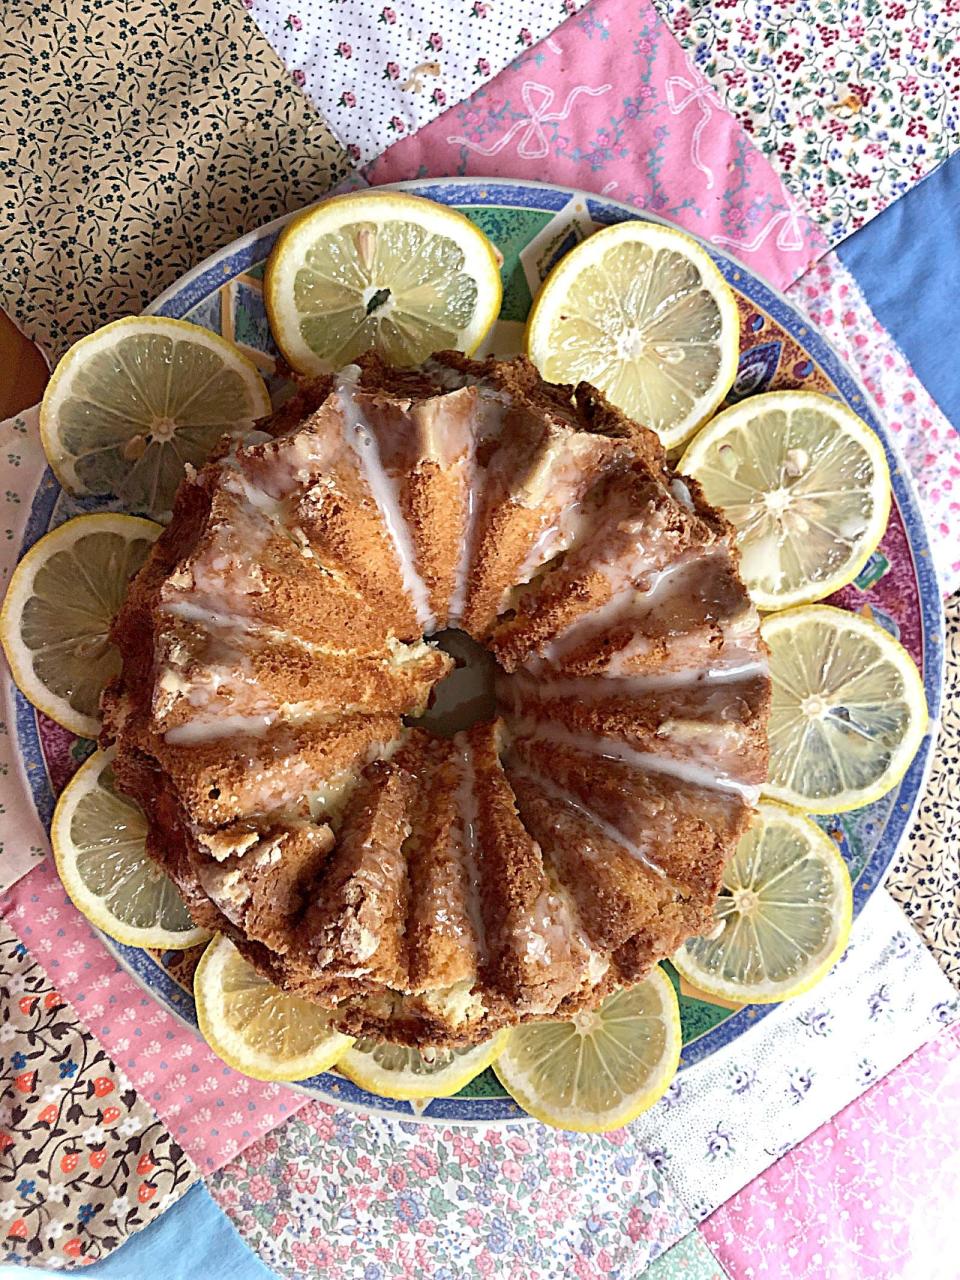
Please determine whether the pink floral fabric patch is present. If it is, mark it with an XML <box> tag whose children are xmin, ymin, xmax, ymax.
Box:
<box><xmin>209</xmin><ymin>1100</ymin><xmax>694</xmax><ymax>1279</ymax></box>
<box><xmin>366</xmin><ymin>0</ymin><xmax>827</xmax><ymax>291</ymax></box>
<box><xmin>701</xmin><ymin>1022</ymin><xmax>960</xmax><ymax>1278</ymax></box>
<box><xmin>786</xmin><ymin>251</ymin><xmax>960</xmax><ymax>592</ymax></box>
<box><xmin>0</xmin><ymin>861</ymin><xmax>308</xmax><ymax>1175</ymax></box>
<box><xmin>0</xmin><ymin>916</ymin><xmax>197</xmax><ymax>1268</ymax></box>
<box><xmin>649</xmin><ymin>0</ymin><xmax>960</xmax><ymax>243</ymax></box>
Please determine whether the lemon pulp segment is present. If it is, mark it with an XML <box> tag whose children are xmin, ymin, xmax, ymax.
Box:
<box><xmin>526</xmin><ymin>221</ymin><xmax>739</xmax><ymax>449</ymax></box>
<box><xmin>194</xmin><ymin>935</ymin><xmax>354</xmax><ymax>1082</ymax></box>
<box><xmin>266</xmin><ymin>192</ymin><xmax>502</xmax><ymax>374</ymax></box>
<box><xmin>52</xmin><ymin>747</ymin><xmax>208</xmax><ymax>949</ymax></box>
<box><xmin>0</xmin><ymin>513</ymin><xmax>162</xmax><ymax>737</ymax></box>
<box><xmin>681</xmin><ymin>392</ymin><xmax>890</xmax><ymax>610</ymax></box>
<box><xmin>762</xmin><ymin>605</ymin><xmax>927</xmax><ymax>813</ymax></box>
<box><xmin>673</xmin><ymin>800</ymin><xmax>852</xmax><ymax>1003</ymax></box>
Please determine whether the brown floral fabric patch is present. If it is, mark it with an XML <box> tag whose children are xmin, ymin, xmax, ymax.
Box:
<box><xmin>0</xmin><ymin>0</ymin><xmax>352</xmax><ymax>360</ymax></box>
<box><xmin>888</xmin><ymin>592</ymin><xmax>960</xmax><ymax>990</ymax></box>
<box><xmin>0</xmin><ymin>918</ymin><xmax>198</xmax><ymax>1267</ymax></box>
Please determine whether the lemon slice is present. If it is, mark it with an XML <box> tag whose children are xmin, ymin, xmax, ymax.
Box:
<box><xmin>526</xmin><ymin>221</ymin><xmax>739</xmax><ymax>449</ymax></box>
<box><xmin>40</xmin><ymin>316</ymin><xmax>272</xmax><ymax>519</ymax></box>
<box><xmin>762</xmin><ymin>605</ymin><xmax>927</xmax><ymax>813</ymax></box>
<box><xmin>265</xmin><ymin>191</ymin><xmax>503</xmax><ymax>375</ymax></box>
<box><xmin>493</xmin><ymin>969</ymin><xmax>680</xmax><ymax>1132</ymax></box>
<box><xmin>681</xmin><ymin>391</ymin><xmax>891</xmax><ymax>610</ymax></box>
<box><xmin>51</xmin><ymin>746</ymin><xmax>208</xmax><ymax>950</ymax></box>
<box><xmin>673</xmin><ymin>800</ymin><xmax>852</xmax><ymax>1003</ymax></box>
<box><xmin>194</xmin><ymin>934</ymin><xmax>354</xmax><ymax>1082</ymax></box>
<box><xmin>336</xmin><ymin>1031</ymin><xmax>509</xmax><ymax>1101</ymax></box>
<box><xmin>0</xmin><ymin>513</ymin><xmax>162</xmax><ymax>737</ymax></box>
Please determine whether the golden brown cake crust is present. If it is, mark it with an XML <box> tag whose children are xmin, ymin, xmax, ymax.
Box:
<box><xmin>102</xmin><ymin>351</ymin><xmax>770</xmax><ymax>1049</ymax></box>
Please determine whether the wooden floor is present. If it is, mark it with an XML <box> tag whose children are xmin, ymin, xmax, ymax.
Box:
<box><xmin>0</xmin><ymin>311</ymin><xmax>49</xmax><ymax>418</ymax></box>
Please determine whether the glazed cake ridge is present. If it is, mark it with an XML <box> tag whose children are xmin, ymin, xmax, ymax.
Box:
<box><xmin>101</xmin><ymin>350</ymin><xmax>770</xmax><ymax>1049</ymax></box>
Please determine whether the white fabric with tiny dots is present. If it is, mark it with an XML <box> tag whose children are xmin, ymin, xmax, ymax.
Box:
<box><xmin>628</xmin><ymin>890</ymin><xmax>958</xmax><ymax>1221</ymax></box>
<box><xmin>244</xmin><ymin>0</ymin><xmax>585</xmax><ymax>163</ymax></box>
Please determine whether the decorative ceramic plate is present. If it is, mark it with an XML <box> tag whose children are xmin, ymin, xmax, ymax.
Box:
<box><xmin>11</xmin><ymin>179</ymin><xmax>944</xmax><ymax>1123</ymax></box>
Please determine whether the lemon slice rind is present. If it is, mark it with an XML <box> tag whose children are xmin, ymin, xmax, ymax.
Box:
<box><xmin>525</xmin><ymin>220</ymin><xmax>740</xmax><ymax>451</ymax></box>
<box><xmin>194</xmin><ymin>934</ymin><xmax>354</xmax><ymax>1083</ymax></box>
<box><xmin>40</xmin><ymin>316</ymin><xmax>272</xmax><ymax>514</ymax></box>
<box><xmin>672</xmin><ymin>800</ymin><xmax>853</xmax><ymax>1004</ymax></box>
<box><xmin>265</xmin><ymin>191</ymin><xmax>503</xmax><ymax>376</ymax></box>
<box><xmin>680</xmin><ymin>391</ymin><xmax>891</xmax><ymax>611</ymax></box>
<box><xmin>492</xmin><ymin>968</ymin><xmax>681</xmax><ymax>1132</ymax></box>
<box><xmin>761</xmin><ymin>604</ymin><xmax>928</xmax><ymax>814</ymax></box>
<box><xmin>336</xmin><ymin>1031</ymin><xmax>509</xmax><ymax>1101</ymax></box>
<box><xmin>0</xmin><ymin>513</ymin><xmax>163</xmax><ymax>737</ymax></box>
<box><xmin>51</xmin><ymin>746</ymin><xmax>209</xmax><ymax>950</ymax></box>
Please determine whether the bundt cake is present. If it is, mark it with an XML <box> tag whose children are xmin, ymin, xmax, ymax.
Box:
<box><xmin>101</xmin><ymin>351</ymin><xmax>770</xmax><ymax>1049</ymax></box>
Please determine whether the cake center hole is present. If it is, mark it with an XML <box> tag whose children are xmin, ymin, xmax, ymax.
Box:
<box><xmin>410</xmin><ymin>629</ymin><xmax>500</xmax><ymax>739</ymax></box>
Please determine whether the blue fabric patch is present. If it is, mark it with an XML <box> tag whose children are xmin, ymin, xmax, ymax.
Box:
<box><xmin>0</xmin><ymin>1185</ymin><xmax>279</xmax><ymax>1280</ymax></box>
<box><xmin>837</xmin><ymin>153</ymin><xmax>960</xmax><ymax>435</ymax></box>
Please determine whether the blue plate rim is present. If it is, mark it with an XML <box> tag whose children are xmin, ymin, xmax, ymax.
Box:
<box><xmin>13</xmin><ymin>176</ymin><xmax>945</xmax><ymax>1121</ymax></box>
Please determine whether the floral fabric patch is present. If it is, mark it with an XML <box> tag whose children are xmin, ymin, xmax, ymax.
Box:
<box><xmin>1</xmin><ymin>862</ymin><xmax>308</xmax><ymax>1175</ymax></box>
<box><xmin>624</xmin><ymin>890</ymin><xmax>957</xmax><ymax>1222</ymax></box>
<box><xmin>787</xmin><ymin>252</ymin><xmax>960</xmax><ymax>592</ymax></box>
<box><xmin>650</xmin><ymin>0</ymin><xmax>960</xmax><ymax>244</ymax></box>
<box><xmin>0</xmin><ymin>917</ymin><xmax>197</xmax><ymax>1268</ymax></box>
<box><xmin>209</xmin><ymin>1103</ymin><xmax>693</xmax><ymax>1279</ymax></box>
<box><xmin>887</xmin><ymin>594</ymin><xmax>960</xmax><ymax>988</ymax></box>
<box><xmin>702</xmin><ymin>1022</ymin><xmax>960</xmax><ymax>1278</ymax></box>
<box><xmin>0</xmin><ymin>0</ymin><xmax>351</xmax><ymax>360</ymax></box>
<box><xmin>642</xmin><ymin>1230</ymin><xmax>729</xmax><ymax>1280</ymax></box>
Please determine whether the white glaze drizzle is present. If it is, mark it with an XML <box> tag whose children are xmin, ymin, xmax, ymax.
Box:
<box><xmin>336</xmin><ymin>367</ymin><xmax>436</xmax><ymax>632</ymax></box>
<box><xmin>160</xmin><ymin>602</ymin><xmax>356</xmax><ymax>656</ymax></box>
<box><xmin>511</xmin><ymin>496</ymin><xmax>586</xmax><ymax>595</ymax></box>
<box><xmin>164</xmin><ymin>702</ymin><xmax>328</xmax><ymax>746</ymax></box>
<box><xmin>165</xmin><ymin>712</ymin><xmax>275</xmax><ymax>746</ymax></box>
<box><xmin>447</xmin><ymin>391</ymin><xmax>509</xmax><ymax>625</ymax></box>
<box><xmin>508</xmin><ymin>718</ymin><xmax>760</xmax><ymax>804</ymax></box>
<box><xmin>504</xmin><ymin>656</ymin><xmax>768</xmax><ymax>701</ymax></box>
<box><xmin>221</xmin><ymin>464</ymin><xmax>289</xmax><ymax>524</ymax></box>
<box><xmin>509</xmin><ymin>761</ymin><xmax>665</xmax><ymax>877</ymax></box>
<box><xmin>535</xmin><ymin>555</ymin><xmax>704</xmax><ymax>669</ymax></box>
<box><xmin>452</xmin><ymin>733</ymin><xmax>489</xmax><ymax>963</ymax></box>
<box><xmin>670</xmin><ymin>477</ymin><xmax>695</xmax><ymax>510</ymax></box>
<box><xmin>417</xmin><ymin>388</ymin><xmax>475</xmax><ymax>468</ymax></box>
<box><xmin>448</xmin><ymin>456</ymin><xmax>480</xmax><ymax>626</ymax></box>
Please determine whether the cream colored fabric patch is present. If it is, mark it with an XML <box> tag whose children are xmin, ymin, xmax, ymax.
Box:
<box><xmin>0</xmin><ymin>0</ymin><xmax>352</xmax><ymax>359</ymax></box>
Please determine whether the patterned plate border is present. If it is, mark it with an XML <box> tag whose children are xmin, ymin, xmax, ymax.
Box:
<box><xmin>11</xmin><ymin>179</ymin><xmax>944</xmax><ymax>1122</ymax></box>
